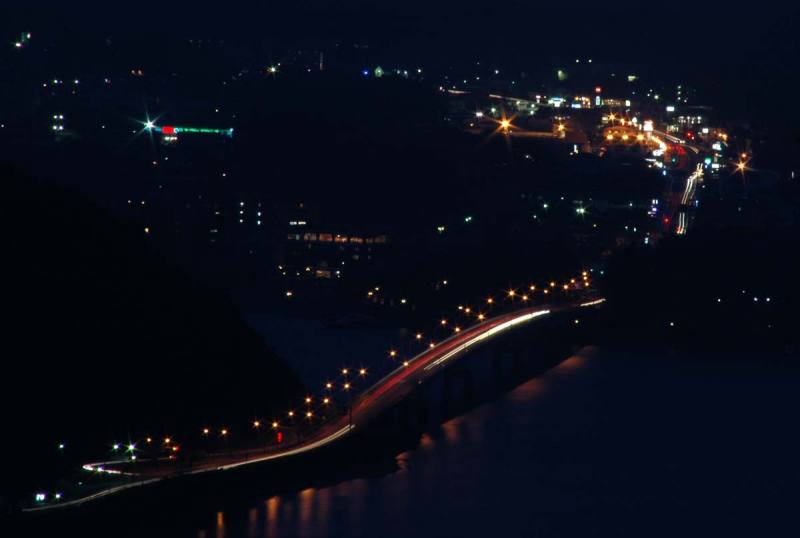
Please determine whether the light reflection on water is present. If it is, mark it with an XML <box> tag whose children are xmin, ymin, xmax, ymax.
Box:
<box><xmin>205</xmin><ymin>353</ymin><xmax>582</xmax><ymax>538</ymax></box>
<box><xmin>197</xmin><ymin>352</ymin><xmax>800</xmax><ymax>537</ymax></box>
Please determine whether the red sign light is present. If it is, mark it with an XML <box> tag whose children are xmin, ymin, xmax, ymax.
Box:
<box><xmin>162</xmin><ymin>125</ymin><xmax>175</xmax><ymax>135</ymax></box>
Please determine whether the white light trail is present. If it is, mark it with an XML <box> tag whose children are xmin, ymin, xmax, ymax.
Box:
<box><xmin>423</xmin><ymin>310</ymin><xmax>550</xmax><ymax>371</ymax></box>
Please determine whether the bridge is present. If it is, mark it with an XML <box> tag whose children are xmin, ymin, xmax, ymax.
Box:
<box><xmin>24</xmin><ymin>298</ymin><xmax>605</xmax><ymax>512</ymax></box>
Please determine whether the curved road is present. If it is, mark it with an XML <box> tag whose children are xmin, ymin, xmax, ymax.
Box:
<box><xmin>26</xmin><ymin>298</ymin><xmax>605</xmax><ymax>512</ymax></box>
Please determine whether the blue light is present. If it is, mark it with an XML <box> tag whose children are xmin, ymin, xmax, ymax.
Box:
<box><xmin>361</xmin><ymin>69</ymin><xmax>369</xmax><ymax>77</ymax></box>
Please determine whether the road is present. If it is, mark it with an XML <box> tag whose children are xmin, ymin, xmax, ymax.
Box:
<box><xmin>25</xmin><ymin>298</ymin><xmax>605</xmax><ymax>512</ymax></box>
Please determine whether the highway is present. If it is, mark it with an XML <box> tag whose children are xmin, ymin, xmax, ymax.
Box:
<box><xmin>25</xmin><ymin>298</ymin><xmax>605</xmax><ymax>512</ymax></box>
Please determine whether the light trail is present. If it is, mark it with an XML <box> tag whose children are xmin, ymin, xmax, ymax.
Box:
<box><xmin>25</xmin><ymin>297</ymin><xmax>605</xmax><ymax>512</ymax></box>
<box><xmin>423</xmin><ymin>310</ymin><xmax>550</xmax><ymax>371</ymax></box>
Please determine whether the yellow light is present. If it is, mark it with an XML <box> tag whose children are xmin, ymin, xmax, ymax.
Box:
<box><xmin>253</xmin><ymin>420</ymin><xmax>260</xmax><ymax>428</ymax></box>
<box><xmin>305</xmin><ymin>397</ymin><xmax>312</xmax><ymax>404</ymax></box>
<box><xmin>272</xmin><ymin>422</ymin><xmax>279</xmax><ymax>428</ymax></box>
<box><xmin>389</xmin><ymin>350</ymin><xmax>397</xmax><ymax>357</ymax></box>
<box><xmin>416</xmin><ymin>333</ymin><xmax>423</xmax><ymax>340</ymax></box>
<box><xmin>441</xmin><ymin>319</ymin><xmax>447</xmax><ymax>325</ymax></box>
<box><xmin>288</xmin><ymin>411</ymin><xmax>294</xmax><ymax>417</ymax></box>
<box><xmin>202</xmin><ymin>428</ymin><xmax>209</xmax><ymax>435</ymax></box>
<box><xmin>429</xmin><ymin>342</ymin><xmax>435</xmax><ymax>348</ymax></box>
<box><xmin>344</xmin><ymin>382</ymin><xmax>351</xmax><ymax>390</ymax></box>
<box><xmin>637</xmin><ymin>134</ymin><xmax>644</xmax><ymax>141</ymax></box>
<box><xmin>508</xmin><ymin>290</ymin><xmax>516</xmax><ymax>297</ymax></box>
<box><xmin>326</xmin><ymin>382</ymin><xmax>333</xmax><ymax>389</ymax></box>
<box><xmin>342</xmin><ymin>368</ymin><xmax>349</xmax><ymax>375</ymax></box>
<box><xmin>550</xmin><ymin>281</ymin><xmax>556</xmax><ymax>287</ymax></box>
<box><xmin>146</xmin><ymin>437</ymin><xmax>152</xmax><ymax>444</ymax></box>
<box><xmin>522</xmin><ymin>294</ymin><xmax>529</xmax><ymax>301</ymax></box>
<box><xmin>164</xmin><ymin>437</ymin><xmax>171</xmax><ymax>444</ymax></box>
<box><xmin>622</xmin><ymin>134</ymin><xmax>629</xmax><ymax>141</ymax></box>
<box><xmin>563</xmin><ymin>284</ymin><xmax>569</xmax><ymax>290</ymax></box>
<box><xmin>359</xmin><ymin>368</ymin><xmax>367</xmax><ymax>376</ymax></box>
<box><xmin>323</xmin><ymin>398</ymin><xmax>330</xmax><ymax>404</ymax></box>
<box><xmin>478</xmin><ymin>313</ymin><xmax>485</xmax><ymax>321</ymax></box>
<box><xmin>606</xmin><ymin>134</ymin><xmax>614</xmax><ymax>141</ymax></box>
<box><xmin>570</xmin><ymin>278</ymin><xmax>576</xmax><ymax>284</ymax></box>
<box><xmin>557</xmin><ymin>124</ymin><xmax>565</xmax><ymax>131</ymax></box>
<box><xmin>500</xmin><ymin>119</ymin><xmax>511</xmax><ymax>129</ymax></box>
<box><xmin>543</xmin><ymin>289</ymin><xmax>549</xmax><ymax>295</ymax></box>
<box><xmin>464</xmin><ymin>307</ymin><xmax>471</xmax><ymax>313</ymax></box>
<box><xmin>529</xmin><ymin>285</ymin><xmax>536</xmax><ymax>291</ymax></box>
<box><xmin>487</xmin><ymin>297</ymin><xmax>494</xmax><ymax>304</ymax></box>
<box><xmin>403</xmin><ymin>361</ymin><xmax>409</xmax><ymax>367</ymax></box>
<box><xmin>221</xmin><ymin>429</ymin><xmax>227</xmax><ymax>436</ymax></box>
<box><xmin>306</xmin><ymin>412</ymin><xmax>312</xmax><ymax>418</ymax></box>
<box><xmin>454</xmin><ymin>326</ymin><xmax>461</xmax><ymax>333</ymax></box>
